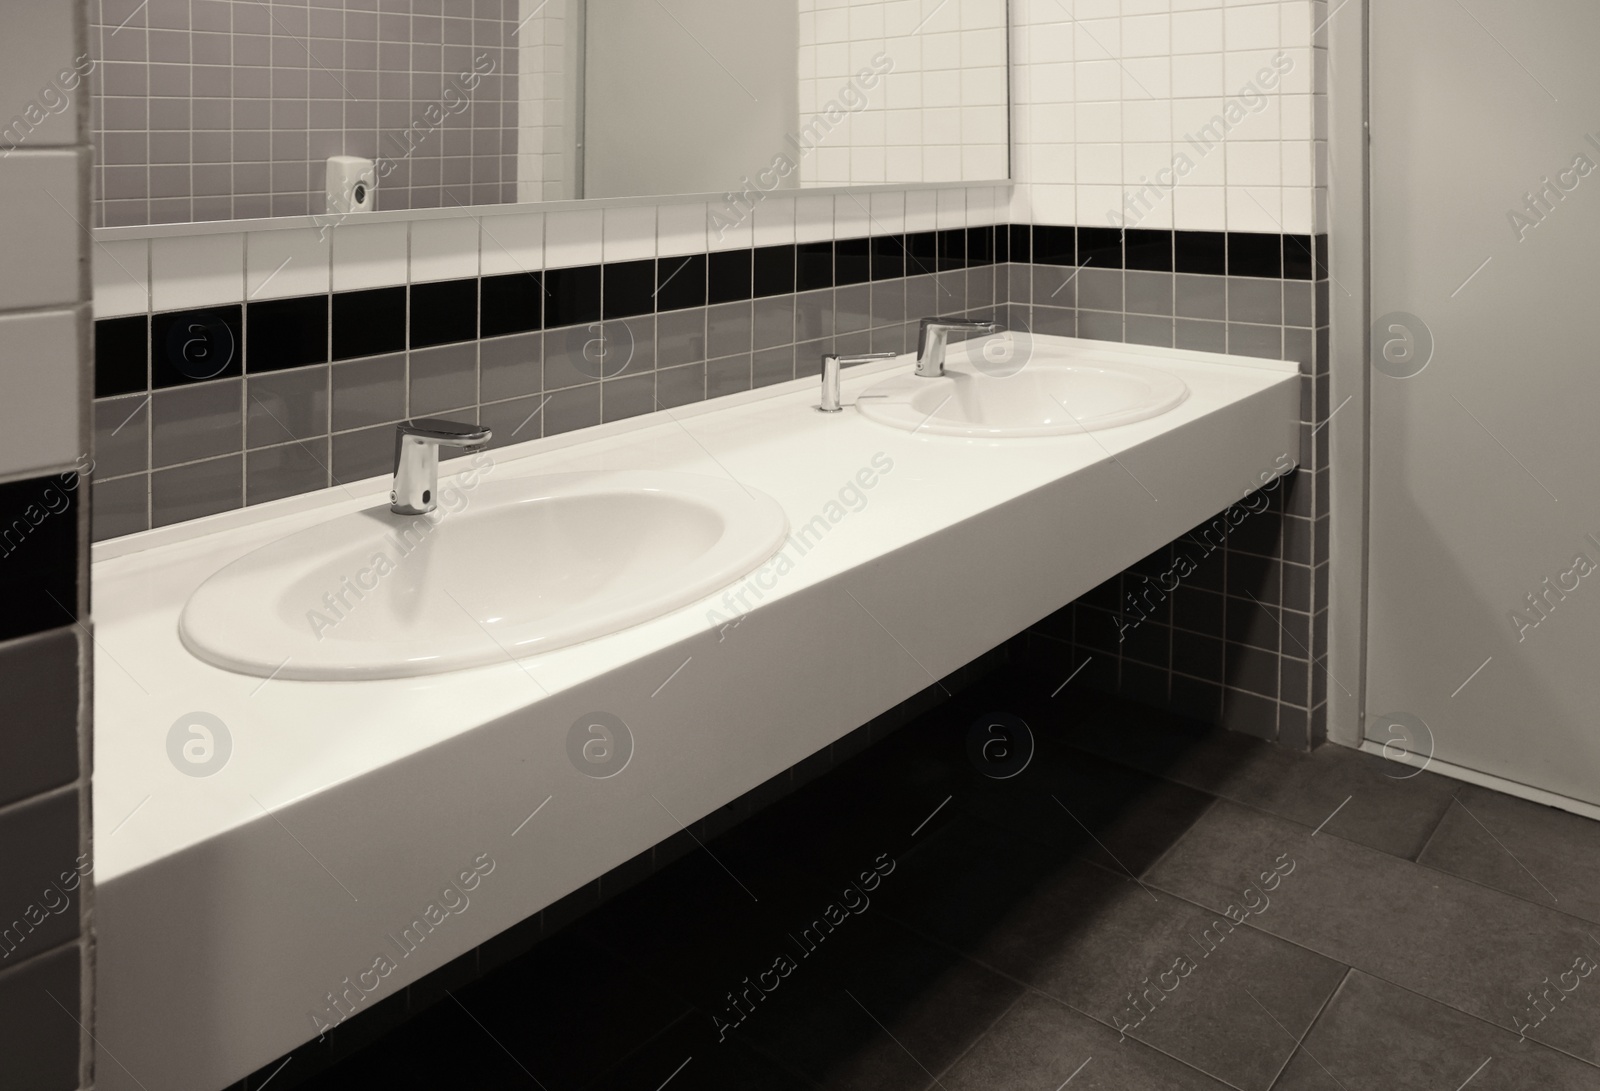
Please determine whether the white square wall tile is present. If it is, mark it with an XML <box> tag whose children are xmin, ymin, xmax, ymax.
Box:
<box><xmin>0</xmin><ymin>149</ymin><xmax>82</xmax><ymax>311</ymax></box>
<box><xmin>93</xmin><ymin>239</ymin><xmax>149</xmax><ymax>318</ymax></box>
<box><xmin>481</xmin><ymin>212</ymin><xmax>545</xmax><ymax>275</ymax></box>
<box><xmin>795</xmin><ymin>195</ymin><xmax>835</xmax><ymax>242</ymax></box>
<box><xmin>656</xmin><ymin>202</ymin><xmax>708</xmax><ymax>257</ymax></box>
<box><xmin>331</xmin><ymin>221</ymin><xmax>408</xmax><ymax>292</ymax></box>
<box><xmin>410</xmin><ymin>217</ymin><xmax>480</xmax><ymax>282</ymax></box>
<box><xmin>603</xmin><ymin>205</ymin><xmax>657</xmax><ymax>261</ymax></box>
<box><xmin>753</xmin><ymin>198</ymin><xmax>796</xmax><ymax>246</ymax></box>
<box><xmin>152</xmin><ymin>232</ymin><xmax>245</xmax><ymax>310</ymax></box>
<box><xmin>545</xmin><ymin>208</ymin><xmax>603</xmax><ymax>267</ymax></box>
<box><xmin>246</xmin><ymin>228</ymin><xmax>330</xmax><ymax>300</ymax></box>
<box><xmin>0</xmin><ymin>309</ymin><xmax>81</xmax><ymax>477</ymax></box>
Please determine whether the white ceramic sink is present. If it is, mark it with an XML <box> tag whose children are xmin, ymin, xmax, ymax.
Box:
<box><xmin>179</xmin><ymin>471</ymin><xmax>789</xmax><ymax>680</ymax></box>
<box><xmin>856</xmin><ymin>350</ymin><xmax>1189</xmax><ymax>438</ymax></box>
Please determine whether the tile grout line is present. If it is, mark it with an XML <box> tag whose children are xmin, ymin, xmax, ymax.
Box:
<box><xmin>1262</xmin><ymin>964</ymin><xmax>1353</xmax><ymax>1091</ymax></box>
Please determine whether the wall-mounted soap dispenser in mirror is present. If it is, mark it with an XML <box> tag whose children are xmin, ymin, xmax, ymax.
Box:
<box><xmin>326</xmin><ymin>156</ymin><xmax>376</xmax><ymax>215</ymax></box>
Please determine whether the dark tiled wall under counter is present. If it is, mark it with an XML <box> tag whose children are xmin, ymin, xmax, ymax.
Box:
<box><xmin>997</xmin><ymin>227</ymin><xmax>1333</xmax><ymax>750</ymax></box>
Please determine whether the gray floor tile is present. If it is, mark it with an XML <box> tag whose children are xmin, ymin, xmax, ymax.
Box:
<box><xmin>1419</xmin><ymin>785</ymin><xmax>1600</xmax><ymax>923</ymax></box>
<box><xmin>941</xmin><ymin>991</ymin><xmax>1233</xmax><ymax>1091</ymax></box>
<box><xmin>737</xmin><ymin>918</ymin><xmax>1023</xmax><ymax>1091</ymax></box>
<box><xmin>933</xmin><ymin>854</ymin><xmax>1344</xmax><ymax>1090</ymax></box>
<box><xmin>1056</xmin><ymin>701</ymin><xmax>1458</xmax><ymax>859</ymax></box>
<box><xmin>1145</xmin><ymin>800</ymin><xmax>1600</xmax><ymax>1063</ymax></box>
<box><xmin>1273</xmin><ymin>970</ymin><xmax>1600</xmax><ymax>1091</ymax></box>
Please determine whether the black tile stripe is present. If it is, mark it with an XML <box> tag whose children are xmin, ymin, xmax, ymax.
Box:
<box><xmin>707</xmin><ymin>249</ymin><xmax>752</xmax><ymax>305</ymax></box>
<box><xmin>333</xmin><ymin>287</ymin><xmax>406</xmax><ymax>360</ymax></box>
<box><xmin>93</xmin><ymin>314</ymin><xmax>148</xmax><ymax>397</ymax></box>
<box><xmin>410</xmin><ymin>278</ymin><xmax>478</xmax><ymax>348</ymax></box>
<box><xmin>0</xmin><ymin>474</ymin><xmax>80</xmax><ymax>642</ymax></box>
<box><xmin>93</xmin><ymin>228</ymin><xmax>1325</xmax><ymax>400</ymax></box>
<box><xmin>246</xmin><ymin>295</ymin><xmax>329</xmax><ymax>372</ymax></box>
<box><xmin>480</xmin><ymin>272</ymin><xmax>543</xmax><ymax>338</ymax></box>
<box><xmin>655</xmin><ymin>254</ymin><xmax>706</xmax><ymax>312</ymax></box>
<box><xmin>151</xmin><ymin>305</ymin><xmax>242</xmax><ymax>387</ymax></box>
<box><xmin>602</xmin><ymin>259</ymin><xmax>656</xmax><ymax>321</ymax></box>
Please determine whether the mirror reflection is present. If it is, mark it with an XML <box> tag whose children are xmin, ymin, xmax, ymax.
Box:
<box><xmin>89</xmin><ymin>0</ymin><xmax>1010</xmax><ymax>228</ymax></box>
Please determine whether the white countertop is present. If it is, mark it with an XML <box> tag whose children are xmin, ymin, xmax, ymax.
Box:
<box><xmin>91</xmin><ymin>335</ymin><xmax>1300</xmax><ymax>1091</ymax></box>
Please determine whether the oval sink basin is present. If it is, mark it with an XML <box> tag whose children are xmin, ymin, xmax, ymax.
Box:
<box><xmin>179</xmin><ymin>471</ymin><xmax>790</xmax><ymax>680</ymax></box>
<box><xmin>856</xmin><ymin>356</ymin><xmax>1189</xmax><ymax>437</ymax></box>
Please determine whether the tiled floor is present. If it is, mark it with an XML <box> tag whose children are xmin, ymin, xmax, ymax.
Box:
<box><xmin>282</xmin><ymin>669</ymin><xmax>1600</xmax><ymax>1090</ymax></box>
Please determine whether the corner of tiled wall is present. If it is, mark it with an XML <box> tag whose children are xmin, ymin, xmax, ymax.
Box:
<box><xmin>0</xmin><ymin>0</ymin><xmax>96</xmax><ymax>1086</ymax></box>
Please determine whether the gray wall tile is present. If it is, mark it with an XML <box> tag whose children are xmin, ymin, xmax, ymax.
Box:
<box><xmin>707</xmin><ymin>355</ymin><xmax>751</xmax><ymax>399</ymax></box>
<box><xmin>1175</xmin><ymin>317</ymin><xmax>1226</xmax><ymax>353</ymax></box>
<box><xmin>1077</xmin><ymin>309</ymin><xmax>1123</xmax><ymax>342</ymax></box>
<box><xmin>409</xmin><ymin>343</ymin><xmax>477</xmax><ymax>416</ymax></box>
<box><xmin>1033</xmin><ymin>266</ymin><xmax>1076</xmax><ymax>309</ymax></box>
<box><xmin>481</xmin><ymin>393</ymin><xmax>550</xmax><ymax>448</ymax></box>
<box><xmin>795</xmin><ymin>290</ymin><xmax>834</xmax><ymax>344</ymax></box>
<box><xmin>1125</xmin><ymin>314</ymin><xmax>1173</xmax><ymax>348</ymax></box>
<box><xmin>1124</xmin><ymin>271</ymin><xmax>1173</xmax><ymax>317</ymax></box>
<box><xmin>656</xmin><ymin>362</ymin><xmax>705</xmax><ymax>409</ymax></box>
<box><xmin>152</xmin><ymin>378</ymin><xmax>242</xmax><ymax>467</ymax></box>
<box><xmin>332</xmin><ymin>354</ymin><xmax>407</xmax><ymax>432</ymax></box>
<box><xmin>657</xmin><ymin>309</ymin><xmax>707</xmax><ymax>369</ymax></box>
<box><xmin>602</xmin><ymin>316</ymin><xmax>655</xmax><ymax>377</ymax></box>
<box><xmin>0</xmin><ymin>631</ymin><xmax>79</xmax><ymax>808</ymax></box>
<box><xmin>1076</xmin><ymin>268</ymin><xmax>1123</xmax><ymax>312</ymax></box>
<box><xmin>246</xmin><ymin>439</ymin><xmax>329</xmax><ymax>505</ymax></box>
<box><xmin>93</xmin><ymin>395</ymin><xmax>150</xmax><ymax>478</ymax></box>
<box><xmin>331</xmin><ymin>425</ymin><xmax>394</xmax><ymax>485</ymax></box>
<box><xmin>752</xmin><ymin>296</ymin><xmax>795</xmax><ymax>350</ymax></box>
<box><xmin>601</xmin><ymin>374</ymin><xmax>655</xmax><ymax>423</ymax></box>
<box><xmin>834</xmin><ymin>285</ymin><xmax>872</xmax><ymax>335</ymax></box>
<box><xmin>1228</xmin><ymin>277</ymin><xmax>1283</xmax><ymax>325</ymax></box>
<box><xmin>543</xmin><ymin>383</ymin><xmax>599</xmax><ymax>436</ymax></box>
<box><xmin>1175</xmin><ymin>274</ymin><xmax>1226</xmax><ymax>320</ymax></box>
<box><xmin>246</xmin><ymin>366</ymin><xmax>329</xmax><ymax>448</ymax></box>
<box><xmin>753</xmin><ymin>345</ymin><xmax>794</xmax><ymax>387</ymax></box>
<box><xmin>152</xmin><ymin>452</ymin><xmax>242</xmax><ymax>525</ymax></box>
<box><xmin>543</xmin><ymin>326</ymin><xmax>604</xmax><ymax>390</ymax></box>
<box><xmin>93</xmin><ymin>474</ymin><xmax>150</xmax><ymax>538</ymax></box>
<box><xmin>479</xmin><ymin>334</ymin><xmax>541</xmax><ymax>403</ymax></box>
<box><xmin>1227</xmin><ymin>322</ymin><xmax>1284</xmax><ymax>360</ymax></box>
<box><xmin>706</xmin><ymin>302</ymin><xmax>753</xmax><ymax>361</ymax></box>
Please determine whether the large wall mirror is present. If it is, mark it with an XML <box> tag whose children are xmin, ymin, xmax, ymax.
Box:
<box><xmin>90</xmin><ymin>0</ymin><xmax>1010</xmax><ymax>229</ymax></box>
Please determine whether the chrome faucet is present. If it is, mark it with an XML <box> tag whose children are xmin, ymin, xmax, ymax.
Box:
<box><xmin>817</xmin><ymin>351</ymin><xmax>895</xmax><ymax>412</ymax></box>
<box><xmin>391</xmin><ymin>418</ymin><xmax>492</xmax><ymax>515</ymax></box>
<box><xmin>915</xmin><ymin>316</ymin><xmax>1001</xmax><ymax>378</ymax></box>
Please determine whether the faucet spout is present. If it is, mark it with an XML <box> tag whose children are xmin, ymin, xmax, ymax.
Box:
<box><xmin>915</xmin><ymin>316</ymin><xmax>1002</xmax><ymax>378</ymax></box>
<box><xmin>390</xmin><ymin>418</ymin><xmax>492</xmax><ymax>515</ymax></box>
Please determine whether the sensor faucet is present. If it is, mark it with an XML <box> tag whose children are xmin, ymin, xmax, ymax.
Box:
<box><xmin>915</xmin><ymin>316</ymin><xmax>1001</xmax><ymax>378</ymax></box>
<box><xmin>817</xmin><ymin>351</ymin><xmax>896</xmax><ymax>412</ymax></box>
<box><xmin>391</xmin><ymin>418</ymin><xmax>492</xmax><ymax>515</ymax></box>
